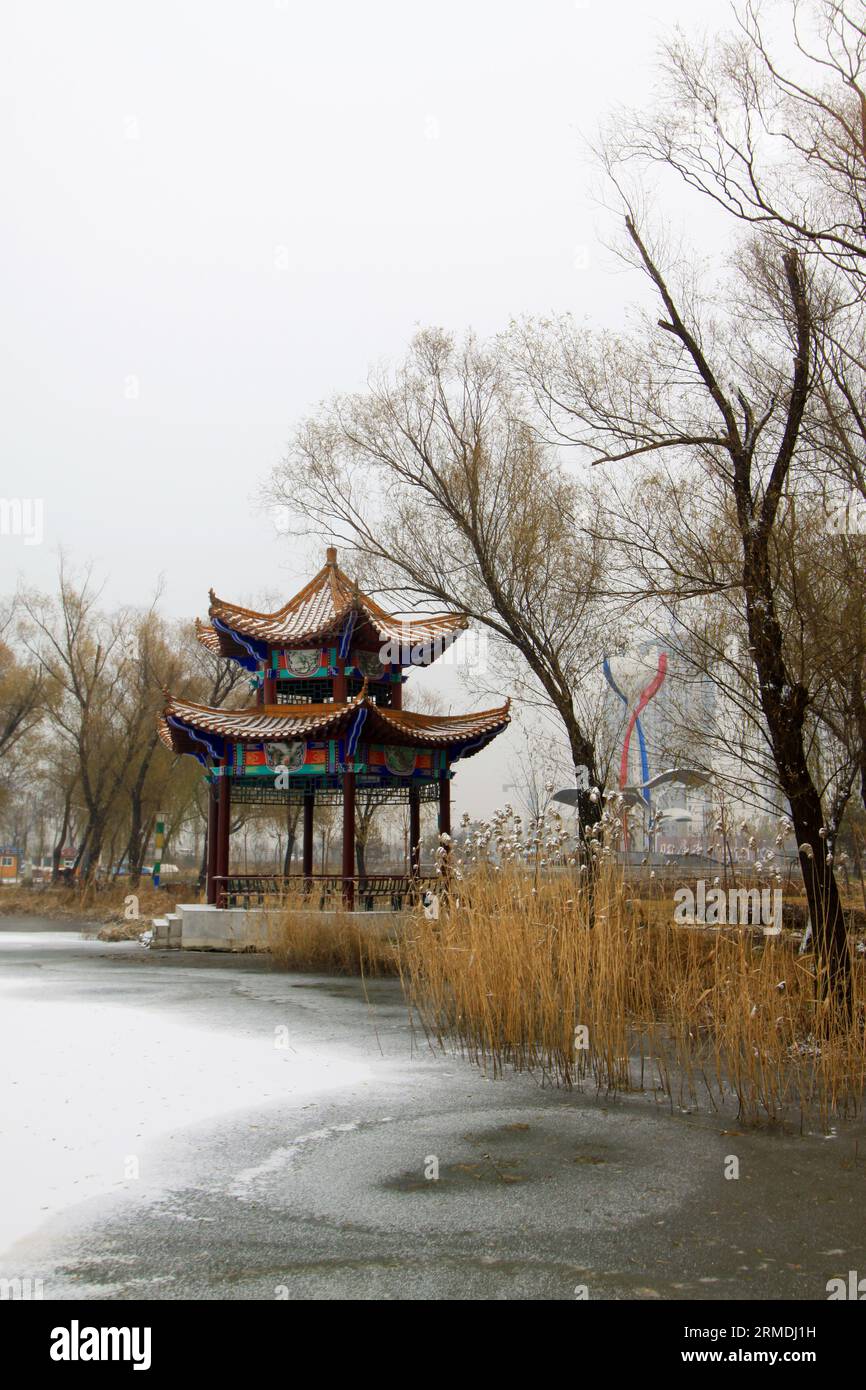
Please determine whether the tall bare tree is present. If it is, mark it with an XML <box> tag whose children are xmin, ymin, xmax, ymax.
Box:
<box><xmin>265</xmin><ymin>328</ymin><xmax>617</xmax><ymax>826</ymax></box>
<box><xmin>18</xmin><ymin>565</ymin><xmax>136</xmax><ymax>883</ymax></box>
<box><xmin>0</xmin><ymin>602</ymin><xmax>45</xmax><ymax>767</ymax></box>
<box><xmin>508</xmin><ymin>213</ymin><xmax>853</xmax><ymax>1003</ymax></box>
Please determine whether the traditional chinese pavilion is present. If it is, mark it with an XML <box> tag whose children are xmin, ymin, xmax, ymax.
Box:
<box><xmin>158</xmin><ymin>547</ymin><xmax>510</xmax><ymax>908</ymax></box>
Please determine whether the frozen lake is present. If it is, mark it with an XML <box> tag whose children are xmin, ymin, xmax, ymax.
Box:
<box><xmin>1</xmin><ymin>923</ymin><xmax>864</xmax><ymax>1300</ymax></box>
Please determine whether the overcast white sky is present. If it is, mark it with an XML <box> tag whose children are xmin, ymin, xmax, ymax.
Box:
<box><xmin>2</xmin><ymin>0</ymin><xmax>738</xmax><ymax>818</ymax></box>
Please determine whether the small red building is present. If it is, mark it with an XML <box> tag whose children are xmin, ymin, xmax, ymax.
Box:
<box><xmin>0</xmin><ymin>846</ymin><xmax>20</xmax><ymax>884</ymax></box>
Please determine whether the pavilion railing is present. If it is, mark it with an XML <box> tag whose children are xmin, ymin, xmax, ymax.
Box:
<box><xmin>214</xmin><ymin>873</ymin><xmax>439</xmax><ymax>912</ymax></box>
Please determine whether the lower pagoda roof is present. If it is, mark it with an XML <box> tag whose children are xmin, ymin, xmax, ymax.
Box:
<box><xmin>158</xmin><ymin>690</ymin><xmax>510</xmax><ymax>763</ymax></box>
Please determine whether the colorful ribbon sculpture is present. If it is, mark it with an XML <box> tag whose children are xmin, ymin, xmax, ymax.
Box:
<box><xmin>603</xmin><ymin>651</ymin><xmax>668</xmax><ymax>844</ymax></box>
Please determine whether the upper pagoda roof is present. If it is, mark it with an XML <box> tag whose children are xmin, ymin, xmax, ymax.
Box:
<box><xmin>158</xmin><ymin>684</ymin><xmax>510</xmax><ymax>763</ymax></box>
<box><xmin>198</xmin><ymin>546</ymin><xmax>468</xmax><ymax>666</ymax></box>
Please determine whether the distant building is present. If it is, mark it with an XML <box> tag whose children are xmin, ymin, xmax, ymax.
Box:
<box><xmin>29</xmin><ymin>848</ymin><xmax>78</xmax><ymax>883</ymax></box>
<box><xmin>0</xmin><ymin>846</ymin><xmax>20</xmax><ymax>884</ymax></box>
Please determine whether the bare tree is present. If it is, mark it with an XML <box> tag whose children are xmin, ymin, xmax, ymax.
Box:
<box><xmin>265</xmin><ymin>328</ymin><xmax>617</xmax><ymax>828</ymax></box>
<box><xmin>614</xmin><ymin>1</ymin><xmax>866</xmax><ymax>279</ymax></box>
<box><xmin>508</xmin><ymin>212</ymin><xmax>853</xmax><ymax>1003</ymax></box>
<box><xmin>0</xmin><ymin>603</ymin><xmax>45</xmax><ymax>765</ymax></box>
<box><xmin>18</xmin><ymin>564</ymin><xmax>137</xmax><ymax>883</ymax></box>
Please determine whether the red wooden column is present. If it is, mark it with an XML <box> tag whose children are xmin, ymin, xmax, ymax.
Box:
<box><xmin>263</xmin><ymin>652</ymin><xmax>277</xmax><ymax>704</ymax></box>
<box><xmin>409</xmin><ymin>784</ymin><xmax>421</xmax><ymax>882</ymax></box>
<box><xmin>205</xmin><ymin>779</ymin><xmax>218</xmax><ymax>904</ymax></box>
<box><xmin>390</xmin><ymin>665</ymin><xmax>402</xmax><ymax>710</ymax></box>
<box><xmin>342</xmin><ymin>768</ymin><xmax>356</xmax><ymax>910</ymax></box>
<box><xmin>215</xmin><ymin>763</ymin><xmax>231</xmax><ymax>908</ymax></box>
<box><xmin>438</xmin><ymin>768</ymin><xmax>451</xmax><ymax>882</ymax></box>
<box><xmin>302</xmin><ymin>787</ymin><xmax>315</xmax><ymax>894</ymax></box>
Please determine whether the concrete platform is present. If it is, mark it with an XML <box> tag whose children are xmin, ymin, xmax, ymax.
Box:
<box><xmin>153</xmin><ymin>902</ymin><xmax>404</xmax><ymax>952</ymax></box>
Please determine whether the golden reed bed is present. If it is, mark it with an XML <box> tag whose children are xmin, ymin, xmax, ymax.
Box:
<box><xmin>397</xmin><ymin>864</ymin><xmax>866</xmax><ymax>1126</ymax></box>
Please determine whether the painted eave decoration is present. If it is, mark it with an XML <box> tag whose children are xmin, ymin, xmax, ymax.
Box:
<box><xmin>157</xmin><ymin>691</ymin><xmax>510</xmax><ymax>762</ymax></box>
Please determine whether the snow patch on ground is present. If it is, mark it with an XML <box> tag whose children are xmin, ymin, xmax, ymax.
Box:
<box><xmin>0</xmin><ymin>967</ymin><xmax>373</xmax><ymax>1255</ymax></box>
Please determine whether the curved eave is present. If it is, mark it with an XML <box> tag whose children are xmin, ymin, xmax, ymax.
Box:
<box><xmin>365</xmin><ymin>700</ymin><xmax>511</xmax><ymax>753</ymax></box>
<box><xmin>157</xmin><ymin>714</ymin><xmax>176</xmax><ymax>751</ymax></box>
<box><xmin>195</xmin><ymin>619</ymin><xmax>255</xmax><ymax>667</ymax></box>
<box><xmin>158</xmin><ymin>693</ymin><xmax>510</xmax><ymax>760</ymax></box>
<box><xmin>194</xmin><ymin>619</ymin><xmax>220</xmax><ymax>655</ymax></box>
<box><xmin>159</xmin><ymin>699</ymin><xmax>356</xmax><ymax>755</ymax></box>
<box><xmin>369</xmin><ymin>612</ymin><xmax>470</xmax><ymax>668</ymax></box>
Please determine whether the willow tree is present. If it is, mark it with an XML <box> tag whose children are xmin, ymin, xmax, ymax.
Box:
<box><xmin>18</xmin><ymin>566</ymin><xmax>136</xmax><ymax>883</ymax></box>
<box><xmin>265</xmin><ymin>328</ymin><xmax>616</xmax><ymax>821</ymax></box>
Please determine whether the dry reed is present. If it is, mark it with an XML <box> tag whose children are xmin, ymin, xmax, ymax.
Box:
<box><xmin>398</xmin><ymin>862</ymin><xmax>866</xmax><ymax>1126</ymax></box>
<box><xmin>268</xmin><ymin>894</ymin><xmax>400</xmax><ymax>976</ymax></box>
<box><xmin>0</xmin><ymin>882</ymin><xmax>195</xmax><ymax>922</ymax></box>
